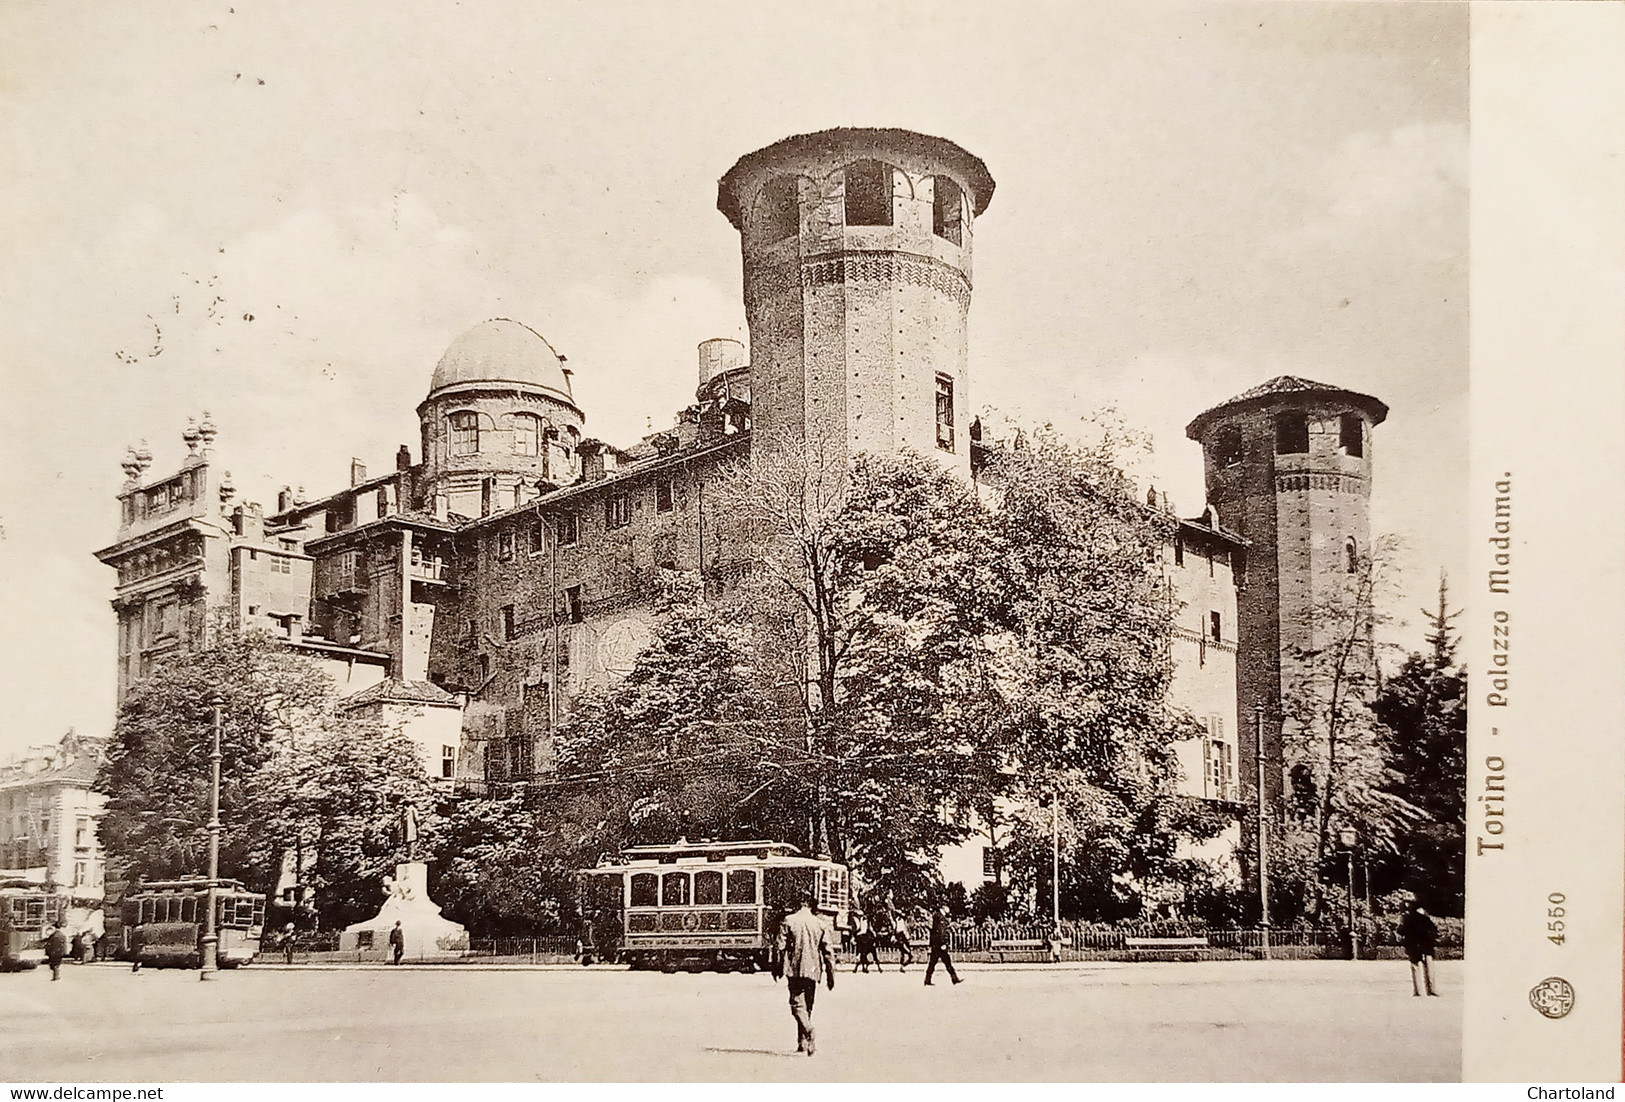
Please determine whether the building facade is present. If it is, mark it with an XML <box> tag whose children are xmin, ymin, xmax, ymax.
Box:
<box><xmin>0</xmin><ymin>730</ymin><xmax>108</xmax><ymax>931</ymax></box>
<box><xmin>93</xmin><ymin>129</ymin><xmax>1388</xmax><ymax>897</ymax></box>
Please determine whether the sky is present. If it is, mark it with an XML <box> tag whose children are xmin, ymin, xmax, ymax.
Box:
<box><xmin>0</xmin><ymin>1</ymin><xmax>1467</xmax><ymax>757</ymax></box>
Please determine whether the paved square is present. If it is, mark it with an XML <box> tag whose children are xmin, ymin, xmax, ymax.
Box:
<box><xmin>0</xmin><ymin>959</ymin><xmax>1459</xmax><ymax>1082</ymax></box>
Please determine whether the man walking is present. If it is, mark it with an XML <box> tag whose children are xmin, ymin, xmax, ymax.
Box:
<box><xmin>43</xmin><ymin>924</ymin><xmax>68</xmax><ymax>981</ymax></box>
<box><xmin>389</xmin><ymin>920</ymin><xmax>405</xmax><ymax>966</ymax></box>
<box><xmin>773</xmin><ymin>890</ymin><xmax>835</xmax><ymax>1056</ymax></box>
<box><xmin>923</xmin><ymin>903</ymin><xmax>961</xmax><ymax>986</ymax></box>
<box><xmin>1399</xmin><ymin>903</ymin><xmax>1439</xmax><ymax>997</ymax></box>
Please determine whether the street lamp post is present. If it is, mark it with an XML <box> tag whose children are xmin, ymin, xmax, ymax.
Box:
<box><xmin>1338</xmin><ymin>825</ymin><xmax>1359</xmax><ymax>961</ymax></box>
<box><xmin>199</xmin><ymin>693</ymin><xmax>223</xmax><ymax>981</ymax></box>
<box><xmin>1255</xmin><ymin>706</ymin><xmax>1271</xmax><ymax>961</ymax></box>
<box><xmin>1050</xmin><ymin>793</ymin><xmax>1060</xmax><ymax>935</ymax></box>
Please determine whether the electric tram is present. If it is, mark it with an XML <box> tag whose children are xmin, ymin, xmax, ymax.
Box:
<box><xmin>121</xmin><ymin>878</ymin><xmax>266</xmax><ymax>968</ymax></box>
<box><xmin>579</xmin><ymin>840</ymin><xmax>851</xmax><ymax>973</ymax></box>
<box><xmin>0</xmin><ymin>878</ymin><xmax>65</xmax><ymax>965</ymax></box>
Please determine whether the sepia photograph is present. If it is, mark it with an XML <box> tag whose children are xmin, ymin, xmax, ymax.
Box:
<box><xmin>3</xmin><ymin>0</ymin><xmax>1612</xmax><ymax>1086</ymax></box>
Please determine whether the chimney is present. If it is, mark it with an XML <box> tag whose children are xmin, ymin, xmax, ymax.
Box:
<box><xmin>578</xmin><ymin>439</ymin><xmax>608</xmax><ymax>483</ymax></box>
<box><xmin>350</xmin><ymin>458</ymin><xmax>368</xmax><ymax>486</ymax></box>
<box><xmin>277</xmin><ymin>486</ymin><xmax>294</xmax><ymax>513</ymax></box>
<box><xmin>396</xmin><ymin>445</ymin><xmax>411</xmax><ymax>472</ymax></box>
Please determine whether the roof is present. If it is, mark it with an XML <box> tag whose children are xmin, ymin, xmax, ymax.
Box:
<box><xmin>343</xmin><ymin>678</ymin><xmax>461</xmax><ymax>709</ymax></box>
<box><xmin>427</xmin><ymin>319</ymin><xmax>577</xmax><ymax>407</ymax></box>
<box><xmin>717</xmin><ymin>127</ymin><xmax>996</xmax><ymax>230</ymax></box>
<box><xmin>0</xmin><ymin>735</ymin><xmax>106</xmax><ymax>791</ymax></box>
<box><xmin>1184</xmin><ymin>376</ymin><xmax>1389</xmax><ymax>440</ymax></box>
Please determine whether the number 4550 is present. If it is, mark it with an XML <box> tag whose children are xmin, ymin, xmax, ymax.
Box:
<box><xmin>1548</xmin><ymin>892</ymin><xmax>1566</xmax><ymax>946</ymax></box>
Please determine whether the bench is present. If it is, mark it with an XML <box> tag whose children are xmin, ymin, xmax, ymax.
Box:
<box><xmin>989</xmin><ymin>938</ymin><xmax>1054</xmax><ymax>962</ymax></box>
<box><xmin>1124</xmin><ymin>936</ymin><xmax>1209</xmax><ymax>958</ymax></box>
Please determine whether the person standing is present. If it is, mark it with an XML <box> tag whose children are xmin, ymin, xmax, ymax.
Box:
<box><xmin>389</xmin><ymin>920</ymin><xmax>405</xmax><ymax>966</ymax></box>
<box><xmin>851</xmin><ymin>912</ymin><xmax>882</xmax><ymax>974</ymax></box>
<box><xmin>43</xmin><ymin>924</ymin><xmax>69</xmax><ymax>981</ymax></box>
<box><xmin>923</xmin><ymin>903</ymin><xmax>962</xmax><ymax>986</ymax></box>
<box><xmin>892</xmin><ymin>909</ymin><xmax>913</xmax><ymax>972</ymax></box>
<box><xmin>773</xmin><ymin>890</ymin><xmax>836</xmax><ymax>1056</ymax></box>
<box><xmin>280</xmin><ymin>922</ymin><xmax>297</xmax><ymax>964</ymax></box>
<box><xmin>1398</xmin><ymin>903</ymin><xmax>1439</xmax><ymax>997</ymax></box>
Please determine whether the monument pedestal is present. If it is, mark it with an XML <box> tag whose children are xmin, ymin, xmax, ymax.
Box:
<box><xmin>339</xmin><ymin>862</ymin><xmax>468</xmax><ymax>961</ymax></box>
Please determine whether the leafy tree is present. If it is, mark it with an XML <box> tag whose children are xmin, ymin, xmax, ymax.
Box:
<box><xmin>1372</xmin><ymin>572</ymin><xmax>1467</xmax><ymax>915</ymax></box>
<box><xmin>1277</xmin><ymin>535</ymin><xmax>1416</xmax><ymax>918</ymax></box>
<box><xmin>432</xmin><ymin>793</ymin><xmax>577</xmax><ymax>936</ymax></box>
<box><xmin>550</xmin><ymin>572</ymin><xmax>772</xmax><ymax>856</ymax></box>
<box><xmin>243</xmin><ymin>715</ymin><xmax>441</xmax><ymax>929</ymax></box>
<box><xmin>820</xmin><ymin>452</ymin><xmax>1008</xmax><ymax>889</ymax></box>
<box><xmin>100</xmin><ymin>627</ymin><xmax>442</xmax><ymax>930</ymax></box>
<box><xmin>979</xmin><ymin>426</ymin><xmax>1215</xmax><ymax>919</ymax></box>
<box><xmin>98</xmin><ymin>628</ymin><xmax>333</xmax><ymax>890</ymax></box>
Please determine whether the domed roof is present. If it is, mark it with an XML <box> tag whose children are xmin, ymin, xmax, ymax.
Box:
<box><xmin>428</xmin><ymin>319</ymin><xmax>576</xmax><ymax>405</ymax></box>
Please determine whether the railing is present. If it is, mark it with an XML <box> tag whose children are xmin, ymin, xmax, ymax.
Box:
<box><xmin>941</xmin><ymin>921</ymin><xmax>1462</xmax><ymax>962</ymax></box>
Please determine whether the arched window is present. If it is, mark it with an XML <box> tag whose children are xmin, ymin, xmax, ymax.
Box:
<box><xmin>1339</xmin><ymin>413</ymin><xmax>1364</xmax><ymax>457</ymax></box>
<box><xmin>1215</xmin><ymin>426</ymin><xmax>1244</xmax><ymax>468</ymax></box>
<box><xmin>758</xmin><ymin>176</ymin><xmax>799</xmax><ymax>242</ymax></box>
<box><xmin>932</xmin><ymin>176</ymin><xmax>963</xmax><ymax>245</ymax></box>
<box><xmin>844</xmin><ymin>160</ymin><xmax>892</xmax><ymax>226</ymax></box>
<box><xmin>511</xmin><ymin>413</ymin><xmax>541</xmax><ymax>457</ymax></box>
<box><xmin>448</xmin><ymin>411</ymin><xmax>480</xmax><ymax>456</ymax></box>
<box><xmin>1345</xmin><ymin>537</ymin><xmax>1359</xmax><ymax>575</ymax></box>
<box><xmin>1275</xmin><ymin>412</ymin><xmax>1309</xmax><ymax>455</ymax></box>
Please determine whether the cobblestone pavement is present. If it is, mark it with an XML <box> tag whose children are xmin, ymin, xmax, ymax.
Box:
<box><xmin>0</xmin><ymin>959</ymin><xmax>1460</xmax><ymax>1082</ymax></box>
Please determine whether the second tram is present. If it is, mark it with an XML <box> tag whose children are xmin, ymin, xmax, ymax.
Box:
<box><xmin>0</xmin><ymin>878</ymin><xmax>65</xmax><ymax>965</ymax></box>
<box><xmin>121</xmin><ymin>879</ymin><xmax>266</xmax><ymax>968</ymax></box>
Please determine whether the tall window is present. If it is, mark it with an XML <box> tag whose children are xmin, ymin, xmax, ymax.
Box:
<box><xmin>497</xmin><ymin>530</ymin><xmax>515</xmax><ymax>562</ymax></box>
<box><xmin>1216</xmin><ymin>426</ymin><xmax>1244</xmax><ymax>468</ymax></box>
<box><xmin>1340</xmin><ymin>413</ymin><xmax>1364</xmax><ymax>457</ymax></box>
<box><xmin>655</xmin><ymin>477</ymin><xmax>674</xmax><ymax>513</ymax></box>
<box><xmin>759</xmin><ymin>176</ymin><xmax>799</xmax><ymax>242</ymax></box>
<box><xmin>564</xmin><ymin>585</ymin><xmax>584</xmax><ymax>624</ymax></box>
<box><xmin>512</xmin><ymin>414</ymin><xmax>541</xmax><ymax>457</ymax></box>
<box><xmin>1275</xmin><ymin>412</ymin><xmax>1309</xmax><ymax>455</ymax></box>
<box><xmin>844</xmin><ymin>160</ymin><xmax>892</xmax><ymax>226</ymax></box>
<box><xmin>932</xmin><ymin>176</ymin><xmax>963</xmax><ymax>245</ymax></box>
<box><xmin>441</xmin><ymin>745</ymin><xmax>456</xmax><ymax>780</ymax></box>
<box><xmin>606</xmin><ymin>492</ymin><xmax>630</xmax><ymax>530</ymax></box>
<box><xmin>501</xmin><ymin>605</ymin><xmax>516</xmax><ymax>640</ymax></box>
<box><xmin>1345</xmin><ymin>537</ymin><xmax>1359</xmax><ymax>575</ymax></box>
<box><xmin>530</xmin><ymin>517</ymin><xmax>546</xmax><ymax>553</ymax></box>
<box><xmin>449</xmin><ymin>411</ymin><xmax>480</xmax><ymax>456</ymax></box>
<box><xmin>557</xmin><ymin>513</ymin><xmax>580</xmax><ymax>546</ymax></box>
<box><xmin>935</xmin><ymin>375</ymin><xmax>955</xmax><ymax>452</ymax></box>
<box><xmin>1209</xmin><ymin>610</ymin><xmax>1223</xmax><ymax>643</ymax></box>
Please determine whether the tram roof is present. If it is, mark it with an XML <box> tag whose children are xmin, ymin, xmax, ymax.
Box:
<box><xmin>620</xmin><ymin>840</ymin><xmax>804</xmax><ymax>860</ymax></box>
<box><xmin>129</xmin><ymin>879</ymin><xmax>256</xmax><ymax>894</ymax></box>
<box><xmin>587</xmin><ymin>839</ymin><xmax>849</xmax><ymax>870</ymax></box>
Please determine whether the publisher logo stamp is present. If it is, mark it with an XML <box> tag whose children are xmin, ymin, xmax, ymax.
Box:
<box><xmin>1529</xmin><ymin>977</ymin><xmax>1576</xmax><ymax>1019</ymax></box>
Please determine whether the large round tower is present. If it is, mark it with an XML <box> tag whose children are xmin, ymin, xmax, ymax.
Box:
<box><xmin>717</xmin><ymin>128</ymin><xmax>995</xmax><ymax>477</ymax></box>
<box><xmin>417</xmin><ymin>319</ymin><xmax>585</xmax><ymax>517</ymax></box>
<box><xmin>1185</xmin><ymin>376</ymin><xmax>1388</xmax><ymax>812</ymax></box>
